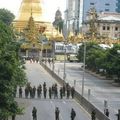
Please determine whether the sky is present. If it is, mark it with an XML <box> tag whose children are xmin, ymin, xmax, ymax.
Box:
<box><xmin>0</xmin><ymin>0</ymin><xmax>66</xmax><ymax>22</ymax></box>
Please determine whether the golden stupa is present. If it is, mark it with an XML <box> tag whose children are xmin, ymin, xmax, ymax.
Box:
<box><xmin>12</xmin><ymin>0</ymin><xmax>57</xmax><ymax>38</ymax></box>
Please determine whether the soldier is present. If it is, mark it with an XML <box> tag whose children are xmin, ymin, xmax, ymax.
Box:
<box><xmin>49</xmin><ymin>87</ymin><xmax>52</xmax><ymax>99</ymax></box>
<box><xmin>105</xmin><ymin>109</ymin><xmax>109</xmax><ymax>117</ymax></box>
<box><xmin>91</xmin><ymin>110</ymin><xmax>96</xmax><ymax>120</ymax></box>
<box><xmin>33</xmin><ymin>86</ymin><xmax>36</xmax><ymax>98</ymax></box>
<box><xmin>71</xmin><ymin>87</ymin><xmax>75</xmax><ymax>99</ymax></box>
<box><xmin>66</xmin><ymin>87</ymin><xmax>70</xmax><ymax>99</ymax></box>
<box><xmin>44</xmin><ymin>87</ymin><xmax>47</xmax><ymax>99</ymax></box>
<box><xmin>59</xmin><ymin>87</ymin><xmax>63</xmax><ymax>99</ymax></box>
<box><xmin>19</xmin><ymin>86</ymin><xmax>22</xmax><ymax>98</ymax></box>
<box><xmin>37</xmin><ymin>85</ymin><xmax>42</xmax><ymax>98</ymax></box>
<box><xmin>12</xmin><ymin>114</ymin><xmax>16</xmax><ymax>120</ymax></box>
<box><xmin>55</xmin><ymin>107</ymin><xmax>60</xmax><ymax>120</ymax></box>
<box><xmin>25</xmin><ymin>86</ymin><xmax>29</xmax><ymax>98</ymax></box>
<box><xmin>43</xmin><ymin>82</ymin><xmax>46</xmax><ymax>91</ymax></box>
<box><xmin>32</xmin><ymin>107</ymin><xmax>37</xmax><ymax>120</ymax></box>
<box><xmin>53</xmin><ymin>84</ymin><xmax>58</xmax><ymax>99</ymax></box>
<box><xmin>71</xmin><ymin>108</ymin><xmax>76</xmax><ymax>120</ymax></box>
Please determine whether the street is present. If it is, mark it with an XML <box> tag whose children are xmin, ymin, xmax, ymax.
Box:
<box><xmin>15</xmin><ymin>61</ymin><xmax>90</xmax><ymax>120</ymax></box>
<box><xmin>49</xmin><ymin>61</ymin><xmax>120</xmax><ymax>120</ymax></box>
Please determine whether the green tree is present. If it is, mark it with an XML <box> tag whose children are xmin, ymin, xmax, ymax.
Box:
<box><xmin>104</xmin><ymin>44</ymin><xmax>120</xmax><ymax>81</ymax></box>
<box><xmin>0</xmin><ymin>8</ymin><xmax>15</xmax><ymax>25</ymax></box>
<box><xmin>0</xmin><ymin>20</ymin><xmax>27</xmax><ymax>119</ymax></box>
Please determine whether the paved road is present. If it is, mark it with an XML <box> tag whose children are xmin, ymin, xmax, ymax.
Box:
<box><xmin>48</xmin><ymin>61</ymin><xmax>120</xmax><ymax>120</ymax></box>
<box><xmin>14</xmin><ymin>61</ymin><xmax>90</xmax><ymax>120</ymax></box>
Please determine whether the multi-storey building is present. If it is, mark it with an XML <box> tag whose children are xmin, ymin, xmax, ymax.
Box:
<box><xmin>65</xmin><ymin>0</ymin><xmax>118</xmax><ymax>34</ymax></box>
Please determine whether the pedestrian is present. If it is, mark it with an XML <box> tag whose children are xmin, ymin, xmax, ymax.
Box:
<box><xmin>71</xmin><ymin>87</ymin><xmax>75</xmax><ymax>99</ymax></box>
<box><xmin>91</xmin><ymin>110</ymin><xmax>96</xmax><ymax>120</ymax></box>
<box><xmin>32</xmin><ymin>107</ymin><xmax>37</xmax><ymax>120</ymax></box>
<box><xmin>19</xmin><ymin>86</ymin><xmax>22</xmax><ymax>98</ymax></box>
<box><xmin>55</xmin><ymin>107</ymin><xmax>60</xmax><ymax>120</ymax></box>
<box><xmin>71</xmin><ymin>108</ymin><xmax>76</xmax><ymax>120</ymax></box>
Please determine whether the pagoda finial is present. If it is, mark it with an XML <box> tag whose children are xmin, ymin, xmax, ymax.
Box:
<box><xmin>31</xmin><ymin>0</ymin><xmax>33</xmax><ymax>16</ymax></box>
<box><xmin>31</xmin><ymin>8</ymin><xmax>33</xmax><ymax>17</ymax></box>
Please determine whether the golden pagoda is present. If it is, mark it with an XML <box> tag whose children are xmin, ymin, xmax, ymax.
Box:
<box><xmin>12</xmin><ymin>0</ymin><xmax>57</xmax><ymax>38</ymax></box>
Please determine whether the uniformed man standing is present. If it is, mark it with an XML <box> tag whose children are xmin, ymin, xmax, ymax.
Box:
<box><xmin>19</xmin><ymin>86</ymin><xmax>22</xmax><ymax>98</ymax></box>
<box><xmin>44</xmin><ymin>87</ymin><xmax>47</xmax><ymax>99</ymax></box>
<box><xmin>33</xmin><ymin>86</ymin><xmax>36</xmax><ymax>98</ymax></box>
<box><xmin>55</xmin><ymin>107</ymin><xmax>60</xmax><ymax>120</ymax></box>
<box><xmin>25</xmin><ymin>86</ymin><xmax>29</xmax><ymax>98</ymax></box>
<box><xmin>32</xmin><ymin>107</ymin><xmax>37</xmax><ymax>120</ymax></box>
<box><xmin>66</xmin><ymin>87</ymin><xmax>70</xmax><ymax>99</ymax></box>
<box><xmin>91</xmin><ymin>110</ymin><xmax>96</xmax><ymax>120</ymax></box>
<box><xmin>71</xmin><ymin>87</ymin><xmax>75</xmax><ymax>99</ymax></box>
<box><xmin>71</xmin><ymin>108</ymin><xmax>76</xmax><ymax>120</ymax></box>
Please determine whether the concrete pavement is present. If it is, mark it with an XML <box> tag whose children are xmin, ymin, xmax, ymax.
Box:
<box><xmin>13</xmin><ymin>61</ymin><xmax>90</xmax><ymax>120</ymax></box>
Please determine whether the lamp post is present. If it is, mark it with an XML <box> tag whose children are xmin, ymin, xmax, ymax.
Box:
<box><xmin>62</xmin><ymin>23</ymin><xmax>68</xmax><ymax>81</ymax></box>
<box><xmin>52</xmin><ymin>41</ymin><xmax>55</xmax><ymax>72</ymax></box>
<box><xmin>40</xmin><ymin>42</ymin><xmax>43</xmax><ymax>64</ymax></box>
<box><xmin>63</xmin><ymin>41</ymin><xmax>67</xmax><ymax>80</ymax></box>
<box><xmin>82</xmin><ymin>38</ymin><xmax>86</xmax><ymax>97</ymax></box>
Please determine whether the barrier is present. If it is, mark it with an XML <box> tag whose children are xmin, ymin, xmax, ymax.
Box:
<box><xmin>41</xmin><ymin>62</ymin><xmax>110</xmax><ymax>120</ymax></box>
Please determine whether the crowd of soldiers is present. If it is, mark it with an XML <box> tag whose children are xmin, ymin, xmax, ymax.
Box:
<box><xmin>18</xmin><ymin>82</ymin><xmax>75</xmax><ymax>99</ymax></box>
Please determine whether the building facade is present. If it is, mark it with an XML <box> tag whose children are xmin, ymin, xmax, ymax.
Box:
<box><xmin>65</xmin><ymin>0</ymin><xmax>118</xmax><ymax>34</ymax></box>
<box><xmin>83</xmin><ymin>12</ymin><xmax>120</xmax><ymax>40</ymax></box>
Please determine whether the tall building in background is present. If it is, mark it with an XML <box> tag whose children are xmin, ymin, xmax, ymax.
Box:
<box><xmin>116</xmin><ymin>0</ymin><xmax>120</xmax><ymax>12</ymax></box>
<box><xmin>65</xmin><ymin>0</ymin><xmax>83</xmax><ymax>34</ymax></box>
<box><xmin>65</xmin><ymin>0</ymin><xmax>118</xmax><ymax>34</ymax></box>
<box><xmin>83</xmin><ymin>0</ymin><xmax>117</xmax><ymax>21</ymax></box>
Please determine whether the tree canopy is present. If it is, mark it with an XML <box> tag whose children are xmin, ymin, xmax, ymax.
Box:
<box><xmin>0</xmin><ymin>19</ymin><xmax>27</xmax><ymax>119</ymax></box>
<box><xmin>77</xmin><ymin>42</ymin><xmax>120</xmax><ymax>81</ymax></box>
<box><xmin>0</xmin><ymin>8</ymin><xmax>15</xmax><ymax>25</ymax></box>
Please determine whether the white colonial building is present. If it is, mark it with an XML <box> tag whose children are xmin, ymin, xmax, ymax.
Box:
<box><xmin>83</xmin><ymin>12</ymin><xmax>120</xmax><ymax>39</ymax></box>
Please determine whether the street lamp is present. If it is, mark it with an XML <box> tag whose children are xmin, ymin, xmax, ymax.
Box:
<box><xmin>62</xmin><ymin>23</ymin><xmax>69</xmax><ymax>81</ymax></box>
<box><xmin>82</xmin><ymin>39</ymin><xmax>86</xmax><ymax>97</ymax></box>
<box><xmin>63</xmin><ymin>41</ymin><xmax>67</xmax><ymax>80</ymax></box>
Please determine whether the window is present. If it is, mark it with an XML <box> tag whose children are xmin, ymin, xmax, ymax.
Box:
<box><xmin>105</xmin><ymin>9</ymin><xmax>109</xmax><ymax>11</ymax></box>
<box><xmin>103</xmin><ymin>26</ymin><xmax>106</xmax><ymax>30</ymax></box>
<box><xmin>115</xmin><ymin>27</ymin><xmax>118</xmax><ymax>31</ymax></box>
<box><xmin>105</xmin><ymin>3</ymin><xmax>110</xmax><ymax>6</ymax></box>
<box><xmin>107</xmin><ymin>26</ymin><xmax>110</xmax><ymax>30</ymax></box>
<box><xmin>90</xmin><ymin>3</ymin><xmax>94</xmax><ymax>5</ymax></box>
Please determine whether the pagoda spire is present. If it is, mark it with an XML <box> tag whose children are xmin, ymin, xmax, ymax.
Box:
<box><xmin>17</xmin><ymin>0</ymin><xmax>43</xmax><ymax>21</ymax></box>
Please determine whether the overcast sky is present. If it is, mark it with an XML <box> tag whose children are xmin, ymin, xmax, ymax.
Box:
<box><xmin>0</xmin><ymin>0</ymin><xmax>66</xmax><ymax>22</ymax></box>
